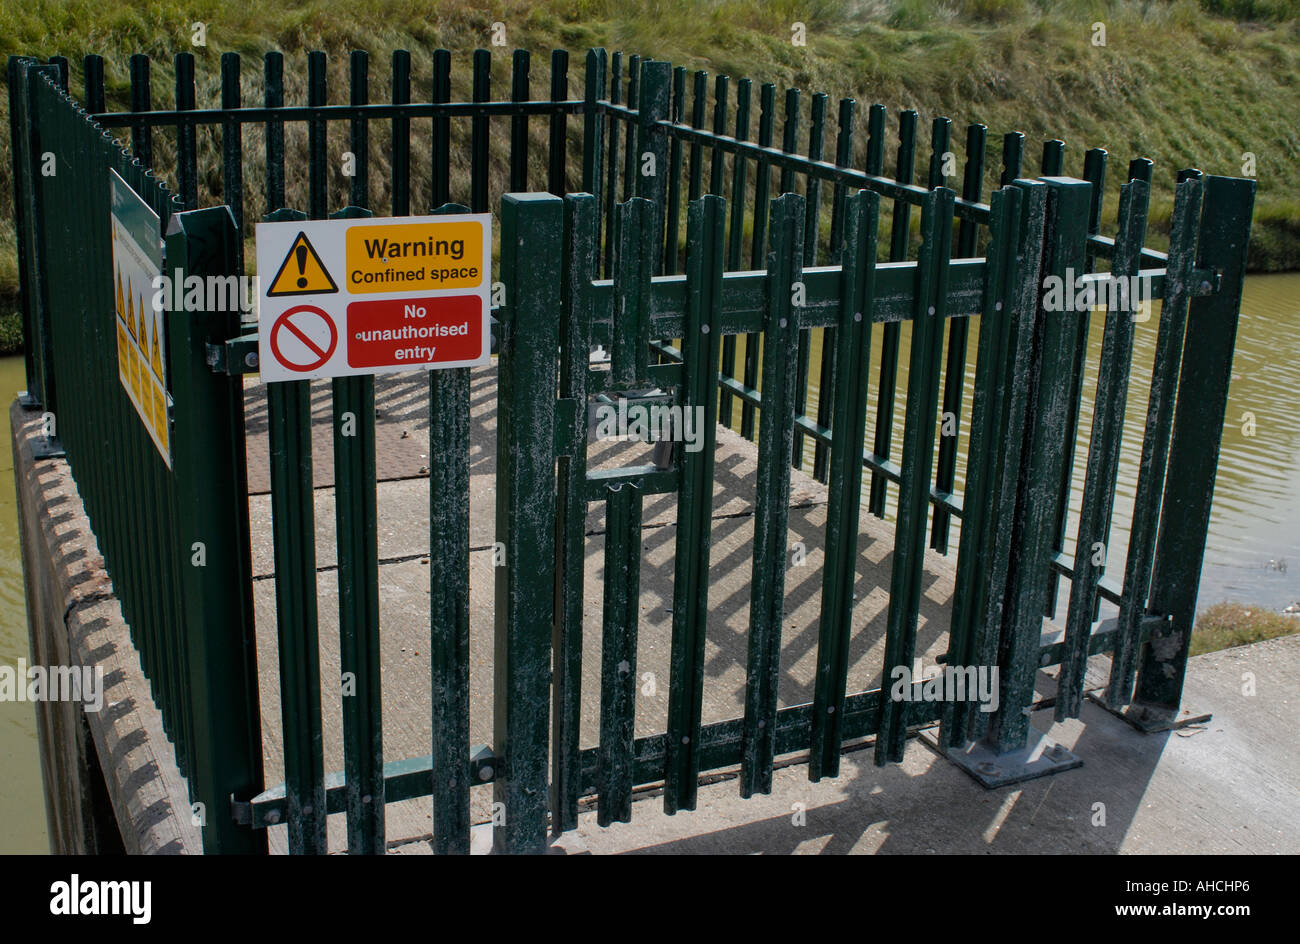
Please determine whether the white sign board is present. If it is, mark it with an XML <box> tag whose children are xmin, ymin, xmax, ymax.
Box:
<box><xmin>110</xmin><ymin>169</ymin><xmax>171</xmax><ymax>466</ymax></box>
<box><xmin>255</xmin><ymin>214</ymin><xmax>492</xmax><ymax>382</ymax></box>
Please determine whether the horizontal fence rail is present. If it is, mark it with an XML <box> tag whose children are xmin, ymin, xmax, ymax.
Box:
<box><xmin>7</xmin><ymin>46</ymin><xmax>1254</xmax><ymax>854</ymax></box>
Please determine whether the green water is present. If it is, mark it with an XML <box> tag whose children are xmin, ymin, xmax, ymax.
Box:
<box><xmin>780</xmin><ymin>273</ymin><xmax>1300</xmax><ymax>616</ymax></box>
<box><xmin>0</xmin><ymin>274</ymin><xmax>1295</xmax><ymax>852</ymax></box>
<box><xmin>0</xmin><ymin>354</ymin><xmax>48</xmax><ymax>853</ymax></box>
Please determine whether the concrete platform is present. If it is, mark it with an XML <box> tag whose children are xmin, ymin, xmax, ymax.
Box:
<box><xmin>238</xmin><ymin>370</ymin><xmax>1300</xmax><ymax>854</ymax></box>
<box><xmin>568</xmin><ymin>635</ymin><xmax>1300</xmax><ymax>854</ymax></box>
<box><xmin>243</xmin><ymin>367</ymin><xmax>961</xmax><ymax>852</ymax></box>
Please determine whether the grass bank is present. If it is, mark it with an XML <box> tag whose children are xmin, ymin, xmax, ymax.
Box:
<box><xmin>2</xmin><ymin>0</ymin><xmax>1298</xmax><ymax>354</ymax></box>
<box><xmin>1193</xmin><ymin>601</ymin><xmax>1300</xmax><ymax>655</ymax></box>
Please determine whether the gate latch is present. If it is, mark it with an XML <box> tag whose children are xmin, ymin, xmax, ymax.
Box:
<box><xmin>207</xmin><ymin>334</ymin><xmax>260</xmax><ymax>375</ymax></box>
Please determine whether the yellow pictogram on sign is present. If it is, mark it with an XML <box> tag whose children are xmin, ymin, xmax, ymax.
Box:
<box><xmin>149</xmin><ymin>308</ymin><xmax>164</xmax><ymax>378</ymax></box>
<box><xmin>267</xmin><ymin>232</ymin><xmax>339</xmax><ymax>297</ymax></box>
<box><xmin>155</xmin><ymin>383</ymin><xmax>169</xmax><ymax>451</ymax></box>
<box><xmin>130</xmin><ymin>345</ymin><xmax>143</xmax><ymax>402</ymax></box>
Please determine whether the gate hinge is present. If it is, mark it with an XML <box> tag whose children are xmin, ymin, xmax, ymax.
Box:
<box><xmin>206</xmin><ymin>333</ymin><xmax>260</xmax><ymax>375</ymax></box>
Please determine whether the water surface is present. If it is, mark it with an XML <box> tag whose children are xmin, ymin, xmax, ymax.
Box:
<box><xmin>0</xmin><ymin>355</ymin><xmax>49</xmax><ymax>853</ymax></box>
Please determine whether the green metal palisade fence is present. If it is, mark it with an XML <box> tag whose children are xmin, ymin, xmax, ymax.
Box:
<box><xmin>7</xmin><ymin>56</ymin><xmax>266</xmax><ymax>853</ymax></box>
<box><xmin>8</xmin><ymin>48</ymin><xmax>1254</xmax><ymax>854</ymax></box>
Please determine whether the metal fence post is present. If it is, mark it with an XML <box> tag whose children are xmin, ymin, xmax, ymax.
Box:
<box><xmin>6</xmin><ymin>56</ymin><xmax>36</xmax><ymax>401</ymax></box>
<box><xmin>328</xmin><ymin>204</ymin><xmax>384</xmax><ymax>855</ymax></box>
<box><xmin>1133</xmin><ymin>176</ymin><xmax>1255</xmax><ymax>719</ymax></box>
<box><xmin>635</xmin><ymin>60</ymin><xmax>672</xmax><ymax>275</ymax></box>
<box><xmin>988</xmin><ymin>177</ymin><xmax>1092</xmax><ymax>756</ymax></box>
<box><xmin>581</xmin><ymin>49</ymin><xmax>607</xmax><ymax>252</ymax></box>
<box><xmin>936</xmin><ymin>179</ymin><xmax>1086</xmax><ymax>787</ymax></box>
<box><xmin>261</xmin><ymin>208</ymin><xmax>326</xmax><ymax>855</ymax></box>
<box><xmin>7</xmin><ymin>59</ymin><xmax>62</xmax><ymax>413</ymax></box>
<box><xmin>164</xmin><ymin>206</ymin><xmax>266</xmax><ymax>854</ymax></box>
<box><xmin>494</xmin><ymin>192</ymin><xmax>563</xmax><ymax>853</ymax></box>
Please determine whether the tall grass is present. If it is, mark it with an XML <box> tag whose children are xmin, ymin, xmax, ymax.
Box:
<box><xmin>1</xmin><ymin>0</ymin><xmax>1298</xmax><ymax>347</ymax></box>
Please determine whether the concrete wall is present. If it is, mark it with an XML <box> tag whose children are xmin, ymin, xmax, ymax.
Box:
<box><xmin>11</xmin><ymin>402</ymin><xmax>202</xmax><ymax>854</ymax></box>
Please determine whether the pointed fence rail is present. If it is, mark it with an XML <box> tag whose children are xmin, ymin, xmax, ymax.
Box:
<box><xmin>8</xmin><ymin>47</ymin><xmax>1253</xmax><ymax>853</ymax></box>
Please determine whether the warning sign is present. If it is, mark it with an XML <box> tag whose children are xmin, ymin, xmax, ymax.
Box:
<box><xmin>256</xmin><ymin>213</ymin><xmax>491</xmax><ymax>383</ymax></box>
<box><xmin>346</xmin><ymin>295</ymin><xmax>481</xmax><ymax>368</ymax></box>
<box><xmin>344</xmin><ymin>220</ymin><xmax>483</xmax><ymax>293</ymax></box>
<box><xmin>111</xmin><ymin>169</ymin><xmax>171</xmax><ymax>467</ymax></box>
<box><xmin>270</xmin><ymin>305</ymin><xmax>338</xmax><ymax>373</ymax></box>
<box><xmin>266</xmin><ymin>232</ymin><xmax>339</xmax><ymax>297</ymax></box>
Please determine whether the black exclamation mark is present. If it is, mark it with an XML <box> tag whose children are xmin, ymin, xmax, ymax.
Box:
<box><xmin>296</xmin><ymin>243</ymin><xmax>308</xmax><ymax>288</ymax></box>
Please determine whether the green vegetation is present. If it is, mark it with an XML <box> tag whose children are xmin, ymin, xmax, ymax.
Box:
<box><xmin>1192</xmin><ymin>601</ymin><xmax>1300</xmax><ymax>655</ymax></box>
<box><xmin>0</xmin><ymin>312</ymin><xmax>21</xmax><ymax>355</ymax></box>
<box><xmin>2</xmin><ymin>0</ymin><xmax>1299</xmax><ymax>351</ymax></box>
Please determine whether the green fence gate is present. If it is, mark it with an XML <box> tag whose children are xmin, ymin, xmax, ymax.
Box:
<box><xmin>8</xmin><ymin>47</ymin><xmax>1253</xmax><ymax>854</ymax></box>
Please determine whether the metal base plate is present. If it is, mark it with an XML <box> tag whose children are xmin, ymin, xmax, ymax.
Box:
<box><xmin>1086</xmin><ymin>693</ymin><xmax>1212</xmax><ymax>733</ymax></box>
<box><xmin>17</xmin><ymin>391</ymin><xmax>41</xmax><ymax>410</ymax></box>
<box><xmin>922</xmin><ymin>728</ymin><xmax>1082</xmax><ymax>789</ymax></box>
<box><xmin>30</xmin><ymin>436</ymin><xmax>65</xmax><ymax>460</ymax></box>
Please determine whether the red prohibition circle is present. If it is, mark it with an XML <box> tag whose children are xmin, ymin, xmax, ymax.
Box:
<box><xmin>270</xmin><ymin>304</ymin><xmax>338</xmax><ymax>372</ymax></box>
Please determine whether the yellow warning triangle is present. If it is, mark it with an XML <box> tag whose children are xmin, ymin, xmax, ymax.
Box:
<box><xmin>148</xmin><ymin>301</ymin><xmax>163</xmax><ymax>377</ymax></box>
<box><xmin>115</xmin><ymin>266</ymin><xmax>124</xmax><ymax>320</ymax></box>
<box><xmin>266</xmin><ymin>232</ymin><xmax>339</xmax><ymax>297</ymax></box>
<box><xmin>127</xmin><ymin>288</ymin><xmax>137</xmax><ymax>339</ymax></box>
